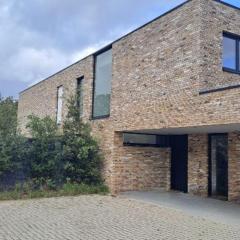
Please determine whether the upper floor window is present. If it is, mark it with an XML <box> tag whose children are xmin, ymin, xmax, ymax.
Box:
<box><xmin>92</xmin><ymin>47</ymin><xmax>112</xmax><ymax>119</ymax></box>
<box><xmin>56</xmin><ymin>86</ymin><xmax>63</xmax><ymax>124</ymax></box>
<box><xmin>223</xmin><ymin>33</ymin><xmax>240</xmax><ymax>73</ymax></box>
<box><xmin>77</xmin><ymin>76</ymin><xmax>84</xmax><ymax>117</ymax></box>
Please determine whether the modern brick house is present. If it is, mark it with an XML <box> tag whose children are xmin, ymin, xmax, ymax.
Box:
<box><xmin>18</xmin><ymin>0</ymin><xmax>240</xmax><ymax>202</ymax></box>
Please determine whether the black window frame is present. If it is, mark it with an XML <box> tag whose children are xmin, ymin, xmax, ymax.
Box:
<box><xmin>208</xmin><ymin>133</ymin><xmax>229</xmax><ymax>198</ymax></box>
<box><xmin>56</xmin><ymin>85</ymin><xmax>63</xmax><ymax>125</ymax></box>
<box><xmin>76</xmin><ymin>76</ymin><xmax>84</xmax><ymax>118</ymax></box>
<box><xmin>92</xmin><ymin>46</ymin><xmax>112</xmax><ymax>120</ymax></box>
<box><xmin>222</xmin><ymin>31</ymin><xmax>240</xmax><ymax>74</ymax></box>
<box><xmin>123</xmin><ymin>132</ymin><xmax>170</xmax><ymax>148</ymax></box>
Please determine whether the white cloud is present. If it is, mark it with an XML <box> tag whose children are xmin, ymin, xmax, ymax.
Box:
<box><xmin>2</xmin><ymin>47</ymin><xmax>69</xmax><ymax>85</ymax></box>
<box><xmin>71</xmin><ymin>41</ymin><xmax>109</xmax><ymax>63</ymax></box>
<box><xmin>0</xmin><ymin>0</ymin><xmax>186</xmax><ymax>97</ymax></box>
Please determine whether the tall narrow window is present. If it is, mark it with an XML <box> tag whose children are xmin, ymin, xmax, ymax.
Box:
<box><xmin>93</xmin><ymin>48</ymin><xmax>112</xmax><ymax>118</ymax></box>
<box><xmin>77</xmin><ymin>76</ymin><xmax>84</xmax><ymax>117</ymax></box>
<box><xmin>56</xmin><ymin>86</ymin><xmax>63</xmax><ymax>124</ymax></box>
<box><xmin>223</xmin><ymin>36</ymin><xmax>236</xmax><ymax>70</ymax></box>
<box><xmin>209</xmin><ymin>134</ymin><xmax>228</xmax><ymax>199</ymax></box>
<box><xmin>239</xmin><ymin>41</ymin><xmax>240</xmax><ymax>70</ymax></box>
<box><xmin>222</xmin><ymin>33</ymin><xmax>240</xmax><ymax>73</ymax></box>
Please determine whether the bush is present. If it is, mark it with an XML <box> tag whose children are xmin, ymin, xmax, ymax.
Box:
<box><xmin>0</xmin><ymin>97</ymin><xmax>29</xmax><ymax>190</ymax></box>
<box><xmin>26</xmin><ymin>115</ymin><xmax>62</xmax><ymax>189</ymax></box>
<box><xmin>61</xmin><ymin>96</ymin><xmax>103</xmax><ymax>185</ymax></box>
<box><xmin>0</xmin><ymin>94</ymin><xmax>105</xmax><ymax>195</ymax></box>
<box><xmin>0</xmin><ymin>134</ymin><xmax>29</xmax><ymax>190</ymax></box>
<box><xmin>23</xmin><ymin>95</ymin><xmax>103</xmax><ymax>189</ymax></box>
<box><xmin>0</xmin><ymin>96</ymin><xmax>18</xmax><ymax>139</ymax></box>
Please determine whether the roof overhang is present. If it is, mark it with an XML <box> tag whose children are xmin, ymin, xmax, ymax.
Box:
<box><xmin>125</xmin><ymin>123</ymin><xmax>240</xmax><ymax>135</ymax></box>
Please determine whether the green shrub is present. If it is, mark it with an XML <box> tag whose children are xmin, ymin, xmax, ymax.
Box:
<box><xmin>0</xmin><ymin>97</ymin><xmax>30</xmax><ymax>189</ymax></box>
<box><xmin>0</xmin><ymin>93</ymin><xmax>105</xmax><ymax>196</ymax></box>
<box><xmin>26</xmin><ymin>115</ymin><xmax>62</xmax><ymax>188</ymax></box>
<box><xmin>61</xmin><ymin>96</ymin><xmax>103</xmax><ymax>185</ymax></box>
<box><xmin>0</xmin><ymin>134</ymin><xmax>29</xmax><ymax>187</ymax></box>
<box><xmin>0</xmin><ymin>96</ymin><xmax>18</xmax><ymax>139</ymax></box>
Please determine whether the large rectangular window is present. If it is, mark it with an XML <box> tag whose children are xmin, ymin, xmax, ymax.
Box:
<box><xmin>77</xmin><ymin>76</ymin><xmax>84</xmax><ymax>117</ymax></box>
<box><xmin>56</xmin><ymin>86</ymin><xmax>63</xmax><ymax>124</ymax></box>
<box><xmin>223</xmin><ymin>33</ymin><xmax>240</xmax><ymax>73</ymax></box>
<box><xmin>92</xmin><ymin>48</ymin><xmax>112</xmax><ymax>119</ymax></box>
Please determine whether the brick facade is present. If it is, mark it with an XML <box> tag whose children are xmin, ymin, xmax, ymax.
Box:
<box><xmin>228</xmin><ymin>133</ymin><xmax>240</xmax><ymax>203</ymax></box>
<box><xmin>17</xmin><ymin>0</ymin><xmax>240</xmax><ymax>202</ymax></box>
<box><xmin>188</xmin><ymin>134</ymin><xmax>209</xmax><ymax>197</ymax></box>
<box><xmin>113</xmin><ymin>132</ymin><xmax>170</xmax><ymax>193</ymax></box>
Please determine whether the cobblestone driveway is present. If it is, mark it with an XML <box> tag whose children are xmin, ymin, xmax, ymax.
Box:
<box><xmin>0</xmin><ymin>195</ymin><xmax>239</xmax><ymax>240</ymax></box>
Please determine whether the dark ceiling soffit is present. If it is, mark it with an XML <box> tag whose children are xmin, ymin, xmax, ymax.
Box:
<box><xmin>20</xmin><ymin>0</ymin><xmax>240</xmax><ymax>94</ymax></box>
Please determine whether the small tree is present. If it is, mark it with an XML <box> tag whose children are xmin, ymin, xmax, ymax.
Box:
<box><xmin>24</xmin><ymin>95</ymin><xmax>103</xmax><ymax>188</ymax></box>
<box><xmin>0</xmin><ymin>96</ymin><xmax>28</xmax><ymax>189</ymax></box>
<box><xmin>0</xmin><ymin>93</ymin><xmax>103</xmax><ymax>191</ymax></box>
<box><xmin>62</xmin><ymin>95</ymin><xmax>103</xmax><ymax>185</ymax></box>
<box><xmin>26</xmin><ymin>115</ymin><xmax>61</xmax><ymax>188</ymax></box>
<box><xmin>0</xmin><ymin>96</ymin><xmax>18</xmax><ymax>138</ymax></box>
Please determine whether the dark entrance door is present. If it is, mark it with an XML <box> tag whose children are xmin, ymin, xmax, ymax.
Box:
<box><xmin>209</xmin><ymin>134</ymin><xmax>228</xmax><ymax>199</ymax></box>
<box><xmin>170</xmin><ymin>135</ymin><xmax>188</xmax><ymax>193</ymax></box>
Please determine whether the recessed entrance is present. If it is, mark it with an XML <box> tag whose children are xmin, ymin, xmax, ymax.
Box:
<box><xmin>209</xmin><ymin>134</ymin><xmax>228</xmax><ymax>200</ymax></box>
<box><xmin>170</xmin><ymin>135</ymin><xmax>188</xmax><ymax>193</ymax></box>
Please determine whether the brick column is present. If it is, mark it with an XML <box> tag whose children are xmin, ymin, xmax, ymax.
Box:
<box><xmin>188</xmin><ymin>134</ymin><xmax>209</xmax><ymax>197</ymax></box>
<box><xmin>228</xmin><ymin>132</ymin><xmax>240</xmax><ymax>203</ymax></box>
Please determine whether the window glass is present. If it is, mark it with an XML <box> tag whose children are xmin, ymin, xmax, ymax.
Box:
<box><xmin>56</xmin><ymin>86</ymin><xmax>63</xmax><ymax>124</ymax></box>
<box><xmin>223</xmin><ymin>36</ymin><xmax>236</xmax><ymax>70</ymax></box>
<box><xmin>239</xmin><ymin>41</ymin><xmax>240</xmax><ymax>70</ymax></box>
<box><xmin>123</xmin><ymin>133</ymin><xmax>170</xmax><ymax>147</ymax></box>
<box><xmin>93</xmin><ymin>48</ymin><xmax>112</xmax><ymax>118</ymax></box>
<box><xmin>123</xmin><ymin>133</ymin><xmax>157</xmax><ymax>145</ymax></box>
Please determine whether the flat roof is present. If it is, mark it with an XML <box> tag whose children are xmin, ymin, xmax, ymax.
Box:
<box><xmin>20</xmin><ymin>0</ymin><xmax>240</xmax><ymax>94</ymax></box>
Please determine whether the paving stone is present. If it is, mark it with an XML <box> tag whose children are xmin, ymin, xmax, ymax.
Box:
<box><xmin>0</xmin><ymin>195</ymin><xmax>239</xmax><ymax>240</ymax></box>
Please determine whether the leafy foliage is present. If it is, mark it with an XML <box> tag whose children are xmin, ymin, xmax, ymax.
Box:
<box><xmin>0</xmin><ymin>94</ymin><xmax>104</xmax><ymax>193</ymax></box>
<box><xmin>0</xmin><ymin>96</ymin><xmax>18</xmax><ymax>138</ymax></box>
<box><xmin>26</xmin><ymin>115</ymin><xmax>61</xmax><ymax>188</ymax></box>
<box><xmin>62</xmin><ymin>96</ymin><xmax>103</xmax><ymax>185</ymax></box>
<box><xmin>0</xmin><ymin>97</ymin><xmax>29</xmax><ymax>187</ymax></box>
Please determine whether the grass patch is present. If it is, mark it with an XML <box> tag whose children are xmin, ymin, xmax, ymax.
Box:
<box><xmin>0</xmin><ymin>183</ymin><xmax>109</xmax><ymax>201</ymax></box>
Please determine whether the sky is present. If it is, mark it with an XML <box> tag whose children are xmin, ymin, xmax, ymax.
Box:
<box><xmin>0</xmin><ymin>0</ymin><xmax>239</xmax><ymax>98</ymax></box>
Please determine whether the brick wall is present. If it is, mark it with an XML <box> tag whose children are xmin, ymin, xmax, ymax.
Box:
<box><xmin>200</xmin><ymin>0</ymin><xmax>240</xmax><ymax>92</ymax></box>
<box><xmin>18</xmin><ymin>56</ymin><xmax>94</xmax><ymax>136</ymax></box>
<box><xmin>188</xmin><ymin>134</ymin><xmax>209</xmax><ymax>197</ymax></box>
<box><xmin>228</xmin><ymin>133</ymin><xmax>240</xmax><ymax>203</ymax></box>
<box><xmin>113</xmin><ymin>132</ymin><xmax>170</xmax><ymax>193</ymax></box>
<box><xmin>197</xmin><ymin>0</ymin><xmax>240</xmax><ymax>128</ymax></box>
